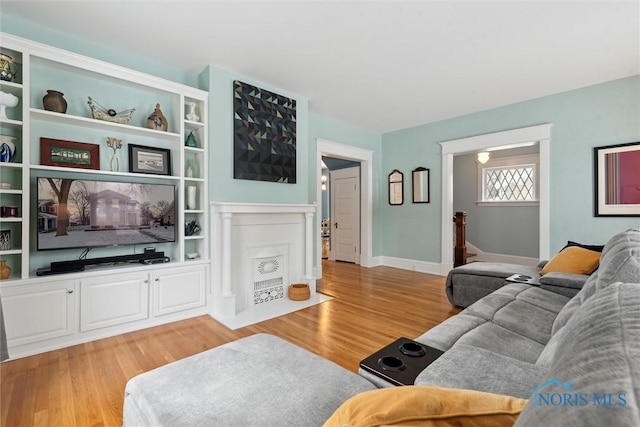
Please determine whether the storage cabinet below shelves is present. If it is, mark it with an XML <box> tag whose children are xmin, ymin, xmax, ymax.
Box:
<box><xmin>151</xmin><ymin>264</ymin><xmax>206</xmax><ymax>316</ymax></box>
<box><xmin>80</xmin><ymin>272</ymin><xmax>149</xmax><ymax>332</ymax></box>
<box><xmin>3</xmin><ymin>280</ymin><xmax>77</xmax><ymax>347</ymax></box>
<box><xmin>2</xmin><ymin>262</ymin><xmax>208</xmax><ymax>359</ymax></box>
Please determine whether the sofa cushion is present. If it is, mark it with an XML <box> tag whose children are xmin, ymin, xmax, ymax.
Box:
<box><xmin>123</xmin><ymin>334</ymin><xmax>376</xmax><ymax>427</ymax></box>
<box><xmin>414</xmin><ymin>344</ymin><xmax>545</xmax><ymax>398</ymax></box>
<box><xmin>415</xmin><ymin>313</ymin><xmax>486</xmax><ymax>352</ymax></box>
<box><xmin>324</xmin><ymin>386</ymin><xmax>528</xmax><ymax>427</ymax></box>
<box><xmin>516</xmin><ymin>282</ymin><xmax>640</xmax><ymax>427</ymax></box>
<box><xmin>539</xmin><ymin>246</ymin><xmax>600</xmax><ymax>276</ymax></box>
<box><xmin>465</xmin><ymin>284</ymin><xmax>566</xmax><ymax>345</ymax></box>
<box><xmin>456</xmin><ymin>322</ymin><xmax>544</xmax><ymax>364</ymax></box>
<box><xmin>491</xmin><ymin>300</ymin><xmax>558</xmax><ymax>345</ymax></box>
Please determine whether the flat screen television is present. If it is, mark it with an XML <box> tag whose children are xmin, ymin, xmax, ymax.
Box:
<box><xmin>37</xmin><ymin>176</ymin><xmax>176</xmax><ymax>251</ymax></box>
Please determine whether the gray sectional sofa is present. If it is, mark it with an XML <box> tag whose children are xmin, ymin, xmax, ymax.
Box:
<box><xmin>444</xmin><ymin>257</ymin><xmax>594</xmax><ymax>308</ymax></box>
<box><xmin>123</xmin><ymin>229</ymin><xmax>640</xmax><ymax>426</ymax></box>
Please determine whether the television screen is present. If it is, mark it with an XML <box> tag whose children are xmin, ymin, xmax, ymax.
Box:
<box><xmin>37</xmin><ymin>177</ymin><xmax>176</xmax><ymax>251</ymax></box>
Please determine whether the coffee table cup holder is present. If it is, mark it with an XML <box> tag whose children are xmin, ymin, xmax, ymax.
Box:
<box><xmin>398</xmin><ymin>341</ymin><xmax>426</xmax><ymax>357</ymax></box>
<box><xmin>378</xmin><ymin>356</ymin><xmax>406</xmax><ymax>372</ymax></box>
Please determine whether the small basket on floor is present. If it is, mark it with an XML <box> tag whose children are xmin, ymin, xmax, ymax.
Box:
<box><xmin>289</xmin><ymin>283</ymin><xmax>310</xmax><ymax>301</ymax></box>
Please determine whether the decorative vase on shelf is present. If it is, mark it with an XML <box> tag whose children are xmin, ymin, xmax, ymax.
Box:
<box><xmin>0</xmin><ymin>260</ymin><xmax>11</xmax><ymax>280</ymax></box>
<box><xmin>43</xmin><ymin>90</ymin><xmax>67</xmax><ymax>113</ymax></box>
<box><xmin>0</xmin><ymin>135</ymin><xmax>17</xmax><ymax>163</ymax></box>
<box><xmin>147</xmin><ymin>103</ymin><xmax>168</xmax><ymax>131</ymax></box>
<box><xmin>106</xmin><ymin>137</ymin><xmax>122</xmax><ymax>172</ymax></box>
<box><xmin>185</xmin><ymin>102</ymin><xmax>199</xmax><ymax>122</ymax></box>
<box><xmin>185</xmin><ymin>130</ymin><xmax>197</xmax><ymax>148</ymax></box>
<box><xmin>187</xmin><ymin>186</ymin><xmax>197</xmax><ymax>210</ymax></box>
<box><xmin>0</xmin><ymin>53</ymin><xmax>19</xmax><ymax>82</ymax></box>
<box><xmin>0</xmin><ymin>91</ymin><xmax>19</xmax><ymax>120</ymax></box>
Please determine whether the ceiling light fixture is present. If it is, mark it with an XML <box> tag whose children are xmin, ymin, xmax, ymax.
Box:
<box><xmin>477</xmin><ymin>152</ymin><xmax>490</xmax><ymax>164</ymax></box>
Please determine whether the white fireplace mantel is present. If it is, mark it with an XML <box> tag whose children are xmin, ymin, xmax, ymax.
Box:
<box><xmin>209</xmin><ymin>202</ymin><xmax>317</xmax><ymax>321</ymax></box>
<box><xmin>212</xmin><ymin>202</ymin><xmax>316</xmax><ymax>215</ymax></box>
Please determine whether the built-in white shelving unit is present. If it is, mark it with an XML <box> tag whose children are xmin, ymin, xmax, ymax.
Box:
<box><xmin>0</xmin><ymin>32</ymin><xmax>210</xmax><ymax>359</ymax></box>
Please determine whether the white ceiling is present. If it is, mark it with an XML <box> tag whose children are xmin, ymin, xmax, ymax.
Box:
<box><xmin>2</xmin><ymin>1</ymin><xmax>639</xmax><ymax>133</ymax></box>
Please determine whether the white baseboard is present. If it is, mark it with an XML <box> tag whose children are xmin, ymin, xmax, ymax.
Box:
<box><xmin>466</xmin><ymin>241</ymin><xmax>538</xmax><ymax>266</ymax></box>
<box><xmin>373</xmin><ymin>256</ymin><xmax>447</xmax><ymax>276</ymax></box>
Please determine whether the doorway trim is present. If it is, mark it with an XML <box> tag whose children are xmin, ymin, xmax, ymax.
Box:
<box><xmin>439</xmin><ymin>124</ymin><xmax>552</xmax><ymax>274</ymax></box>
<box><xmin>316</xmin><ymin>139</ymin><xmax>373</xmax><ymax>278</ymax></box>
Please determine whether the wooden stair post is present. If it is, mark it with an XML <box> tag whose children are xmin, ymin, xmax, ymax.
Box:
<box><xmin>453</xmin><ymin>211</ymin><xmax>467</xmax><ymax>267</ymax></box>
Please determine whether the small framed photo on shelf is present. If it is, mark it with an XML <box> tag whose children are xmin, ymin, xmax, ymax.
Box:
<box><xmin>40</xmin><ymin>138</ymin><xmax>100</xmax><ymax>170</ymax></box>
<box><xmin>128</xmin><ymin>144</ymin><xmax>172</xmax><ymax>176</ymax></box>
<box><xmin>594</xmin><ymin>141</ymin><xmax>640</xmax><ymax>217</ymax></box>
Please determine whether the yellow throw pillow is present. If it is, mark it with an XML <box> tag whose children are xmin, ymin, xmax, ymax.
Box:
<box><xmin>323</xmin><ymin>385</ymin><xmax>528</xmax><ymax>427</ymax></box>
<box><xmin>540</xmin><ymin>246</ymin><xmax>601</xmax><ymax>276</ymax></box>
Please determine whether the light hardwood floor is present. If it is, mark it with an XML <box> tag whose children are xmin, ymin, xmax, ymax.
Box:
<box><xmin>1</xmin><ymin>261</ymin><xmax>460</xmax><ymax>427</ymax></box>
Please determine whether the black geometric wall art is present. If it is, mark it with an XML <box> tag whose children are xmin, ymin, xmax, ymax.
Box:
<box><xmin>233</xmin><ymin>80</ymin><xmax>297</xmax><ymax>183</ymax></box>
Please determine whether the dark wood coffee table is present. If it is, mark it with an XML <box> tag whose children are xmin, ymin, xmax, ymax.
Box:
<box><xmin>359</xmin><ymin>337</ymin><xmax>444</xmax><ymax>386</ymax></box>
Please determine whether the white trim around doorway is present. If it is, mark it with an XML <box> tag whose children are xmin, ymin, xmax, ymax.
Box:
<box><xmin>316</xmin><ymin>139</ymin><xmax>374</xmax><ymax>278</ymax></box>
<box><xmin>439</xmin><ymin>124</ymin><xmax>552</xmax><ymax>275</ymax></box>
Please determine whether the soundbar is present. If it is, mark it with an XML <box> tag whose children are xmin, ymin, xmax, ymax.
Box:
<box><xmin>42</xmin><ymin>251</ymin><xmax>167</xmax><ymax>274</ymax></box>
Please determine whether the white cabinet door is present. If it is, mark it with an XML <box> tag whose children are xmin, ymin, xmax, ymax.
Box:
<box><xmin>80</xmin><ymin>272</ymin><xmax>149</xmax><ymax>332</ymax></box>
<box><xmin>151</xmin><ymin>265</ymin><xmax>206</xmax><ymax>317</ymax></box>
<box><xmin>3</xmin><ymin>280</ymin><xmax>76</xmax><ymax>346</ymax></box>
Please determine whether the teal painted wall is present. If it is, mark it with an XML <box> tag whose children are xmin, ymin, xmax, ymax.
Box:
<box><xmin>381</xmin><ymin>76</ymin><xmax>640</xmax><ymax>263</ymax></box>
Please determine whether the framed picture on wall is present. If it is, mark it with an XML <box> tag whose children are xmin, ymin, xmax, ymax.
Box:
<box><xmin>593</xmin><ymin>141</ymin><xmax>640</xmax><ymax>217</ymax></box>
<box><xmin>128</xmin><ymin>144</ymin><xmax>172</xmax><ymax>176</ymax></box>
<box><xmin>40</xmin><ymin>138</ymin><xmax>100</xmax><ymax>170</ymax></box>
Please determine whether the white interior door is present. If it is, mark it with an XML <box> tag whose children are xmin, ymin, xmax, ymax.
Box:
<box><xmin>330</xmin><ymin>167</ymin><xmax>360</xmax><ymax>263</ymax></box>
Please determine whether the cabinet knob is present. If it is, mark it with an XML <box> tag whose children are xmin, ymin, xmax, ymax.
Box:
<box><xmin>144</xmin><ymin>280</ymin><xmax>149</xmax><ymax>284</ymax></box>
<box><xmin>67</xmin><ymin>289</ymin><xmax>73</xmax><ymax>294</ymax></box>
<box><xmin>155</xmin><ymin>278</ymin><xmax>159</xmax><ymax>282</ymax></box>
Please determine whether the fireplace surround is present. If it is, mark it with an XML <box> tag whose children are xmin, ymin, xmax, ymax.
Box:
<box><xmin>209</xmin><ymin>203</ymin><xmax>317</xmax><ymax>322</ymax></box>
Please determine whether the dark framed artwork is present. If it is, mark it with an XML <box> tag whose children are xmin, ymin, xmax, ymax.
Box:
<box><xmin>128</xmin><ymin>144</ymin><xmax>172</xmax><ymax>176</ymax></box>
<box><xmin>594</xmin><ymin>141</ymin><xmax>640</xmax><ymax>217</ymax></box>
<box><xmin>233</xmin><ymin>80</ymin><xmax>297</xmax><ymax>183</ymax></box>
<box><xmin>40</xmin><ymin>138</ymin><xmax>100</xmax><ymax>170</ymax></box>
